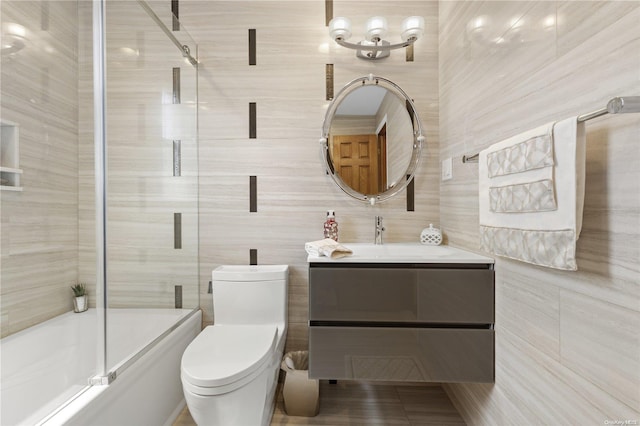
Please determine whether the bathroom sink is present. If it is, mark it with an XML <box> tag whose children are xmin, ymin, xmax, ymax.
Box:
<box><xmin>307</xmin><ymin>242</ymin><xmax>494</xmax><ymax>264</ymax></box>
<box><xmin>352</xmin><ymin>243</ymin><xmax>455</xmax><ymax>259</ymax></box>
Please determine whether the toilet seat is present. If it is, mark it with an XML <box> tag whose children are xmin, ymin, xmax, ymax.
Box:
<box><xmin>181</xmin><ymin>324</ymin><xmax>277</xmax><ymax>396</ymax></box>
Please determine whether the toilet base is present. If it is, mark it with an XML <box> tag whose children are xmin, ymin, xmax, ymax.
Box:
<box><xmin>184</xmin><ymin>352</ymin><xmax>281</xmax><ymax>426</ymax></box>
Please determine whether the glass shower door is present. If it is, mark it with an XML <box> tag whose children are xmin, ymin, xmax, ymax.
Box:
<box><xmin>93</xmin><ymin>0</ymin><xmax>199</xmax><ymax>378</ymax></box>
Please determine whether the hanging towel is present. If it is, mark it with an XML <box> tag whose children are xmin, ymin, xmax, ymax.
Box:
<box><xmin>478</xmin><ymin>116</ymin><xmax>586</xmax><ymax>270</ymax></box>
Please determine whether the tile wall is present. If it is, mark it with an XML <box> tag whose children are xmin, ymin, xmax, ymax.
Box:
<box><xmin>0</xmin><ymin>0</ymin><xmax>79</xmax><ymax>337</ymax></box>
<box><xmin>180</xmin><ymin>0</ymin><xmax>440</xmax><ymax>351</ymax></box>
<box><xmin>1</xmin><ymin>0</ymin><xmax>201</xmax><ymax>338</ymax></box>
<box><xmin>439</xmin><ymin>1</ymin><xmax>640</xmax><ymax>423</ymax></box>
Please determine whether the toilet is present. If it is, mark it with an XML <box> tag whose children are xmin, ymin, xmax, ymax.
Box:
<box><xmin>181</xmin><ymin>265</ymin><xmax>289</xmax><ymax>426</ymax></box>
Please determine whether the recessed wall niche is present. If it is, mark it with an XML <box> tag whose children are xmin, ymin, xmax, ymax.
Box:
<box><xmin>0</xmin><ymin>119</ymin><xmax>22</xmax><ymax>191</ymax></box>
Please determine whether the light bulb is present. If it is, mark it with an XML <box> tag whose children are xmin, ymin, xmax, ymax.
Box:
<box><xmin>365</xmin><ymin>16</ymin><xmax>388</xmax><ymax>41</ymax></box>
<box><xmin>401</xmin><ymin>16</ymin><xmax>425</xmax><ymax>42</ymax></box>
<box><xmin>329</xmin><ymin>17</ymin><xmax>352</xmax><ymax>41</ymax></box>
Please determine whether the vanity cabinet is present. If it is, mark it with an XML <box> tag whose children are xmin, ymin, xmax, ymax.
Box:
<box><xmin>308</xmin><ymin>263</ymin><xmax>495</xmax><ymax>383</ymax></box>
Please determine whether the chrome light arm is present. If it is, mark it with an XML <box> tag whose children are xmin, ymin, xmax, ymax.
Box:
<box><xmin>334</xmin><ymin>36</ymin><xmax>418</xmax><ymax>52</ymax></box>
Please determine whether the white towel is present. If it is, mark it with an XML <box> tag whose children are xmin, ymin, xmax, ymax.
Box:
<box><xmin>305</xmin><ymin>238</ymin><xmax>353</xmax><ymax>259</ymax></box>
<box><xmin>478</xmin><ymin>116</ymin><xmax>585</xmax><ymax>270</ymax></box>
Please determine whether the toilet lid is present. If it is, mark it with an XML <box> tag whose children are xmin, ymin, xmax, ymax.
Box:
<box><xmin>181</xmin><ymin>324</ymin><xmax>277</xmax><ymax>388</ymax></box>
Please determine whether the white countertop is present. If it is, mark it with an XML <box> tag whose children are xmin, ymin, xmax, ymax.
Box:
<box><xmin>307</xmin><ymin>242</ymin><xmax>494</xmax><ymax>264</ymax></box>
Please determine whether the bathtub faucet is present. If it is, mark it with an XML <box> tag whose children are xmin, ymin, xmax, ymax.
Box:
<box><xmin>374</xmin><ymin>216</ymin><xmax>385</xmax><ymax>245</ymax></box>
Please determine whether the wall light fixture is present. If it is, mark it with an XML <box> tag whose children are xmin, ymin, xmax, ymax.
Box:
<box><xmin>328</xmin><ymin>16</ymin><xmax>425</xmax><ymax>60</ymax></box>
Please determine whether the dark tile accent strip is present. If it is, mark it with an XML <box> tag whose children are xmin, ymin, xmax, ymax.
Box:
<box><xmin>406</xmin><ymin>175</ymin><xmax>415</xmax><ymax>211</ymax></box>
<box><xmin>326</xmin><ymin>146</ymin><xmax>334</xmax><ymax>174</ymax></box>
<box><xmin>325</xmin><ymin>0</ymin><xmax>333</xmax><ymax>26</ymax></box>
<box><xmin>173</xmin><ymin>67</ymin><xmax>181</xmax><ymax>104</ymax></box>
<box><xmin>175</xmin><ymin>285</ymin><xmax>183</xmax><ymax>308</ymax></box>
<box><xmin>406</xmin><ymin>44</ymin><xmax>414</xmax><ymax>62</ymax></box>
<box><xmin>404</xmin><ymin>99</ymin><xmax>416</xmax><ymax>211</ymax></box>
<box><xmin>172</xmin><ymin>0</ymin><xmax>180</xmax><ymax>31</ymax></box>
<box><xmin>173</xmin><ymin>140</ymin><xmax>181</xmax><ymax>176</ymax></box>
<box><xmin>249</xmin><ymin>29</ymin><xmax>257</xmax><ymax>65</ymax></box>
<box><xmin>250</xmin><ymin>175</ymin><xmax>257</xmax><ymax>212</ymax></box>
<box><xmin>406</xmin><ymin>99</ymin><xmax>416</xmax><ymax>129</ymax></box>
<box><xmin>174</xmin><ymin>213</ymin><xmax>182</xmax><ymax>249</ymax></box>
<box><xmin>250</xmin><ymin>249</ymin><xmax>258</xmax><ymax>265</ymax></box>
<box><xmin>326</xmin><ymin>64</ymin><xmax>334</xmax><ymax>101</ymax></box>
<box><xmin>249</xmin><ymin>102</ymin><xmax>257</xmax><ymax>138</ymax></box>
<box><xmin>173</xmin><ymin>68</ymin><xmax>182</xmax><ymax>177</ymax></box>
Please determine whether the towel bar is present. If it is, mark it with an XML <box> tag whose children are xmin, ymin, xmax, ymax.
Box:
<box><xmin>462</xmin><ymin>153</ymin><xmax>479</xmax><ymax>163</ymax></box>
<box><xmin>462</xmin><ymin>96</ymin><xmax>640</xmax><ymax>163</ymax></box>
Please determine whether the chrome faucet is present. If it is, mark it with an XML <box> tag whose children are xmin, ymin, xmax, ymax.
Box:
<box><xmin>374</xmin><ymin>216</ymin><xmax>385</xmax><ymax>245</ymax></box>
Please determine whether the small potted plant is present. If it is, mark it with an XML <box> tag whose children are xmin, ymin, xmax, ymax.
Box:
<box><xmin>71</xmin><ymin>283</ymin><xmax>88</xmax><ymax>313</ymax></box>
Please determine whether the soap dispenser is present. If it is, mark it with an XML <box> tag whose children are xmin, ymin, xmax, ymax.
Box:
<box><xmin>324</xmin><ymin>210</ymin><xmax>339</xmax><ymax>241</ymax></box>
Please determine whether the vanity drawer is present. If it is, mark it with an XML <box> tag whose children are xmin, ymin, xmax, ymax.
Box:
<box><xmin>309</xmin><ymin>267</ymin><xmax>494</xmax><ymax>324</ymax></box>
<box><xmin>309</xmin><ymin>326</ymin><xmax>494</xmax><ymax>383</ymax></box>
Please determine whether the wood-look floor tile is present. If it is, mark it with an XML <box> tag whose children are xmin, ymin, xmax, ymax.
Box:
<box><xmin>173</xmin><ymin>382</ymin><xmax>465</xmax><ymax>426</ymax></box>
<box><xmin>317</xmin><ymin>381</ymin><xmax>401</xmax><ymax>403</ymax></box>
<box><xmin>396</xmin><ymin>385</ymin><xmax>466</xmax><ymax>425</ymax></box>
<box><xmin>172</xmin><ymin>405</ymin><xmax>196</xmax><ymax>426</ymax></box>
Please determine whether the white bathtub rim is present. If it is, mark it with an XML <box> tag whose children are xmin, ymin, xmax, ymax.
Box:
<box><xmin>105</xmin><ymin>308</ymin><xmax>198</xmax><ymax>377</ymax></box>
<box><xmin>36</xmin><ymin>384</ymin><xmax>107</xmax><ymax>426</ymax></box>
<box><xmin>33</xmin><ymin>308</ymin><xmax>201</xmax><ymax>426</ymax></box>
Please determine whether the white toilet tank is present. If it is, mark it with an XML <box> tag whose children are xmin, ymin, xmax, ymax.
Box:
<box><xmin>212</xmin><ymin>265</ymin><xmax>288</xmax><ymax>328</ymax></box>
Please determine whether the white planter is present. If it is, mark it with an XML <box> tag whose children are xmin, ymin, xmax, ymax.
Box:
<box><xmin>73</xmin><ymin>295</ymin><xmax>88</xmax><ymax>313</ymax></box>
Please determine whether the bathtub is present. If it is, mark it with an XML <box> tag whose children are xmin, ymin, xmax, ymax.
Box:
<box><xmin>1</xmin><ymin>308</ymin><xmax>201</xmax><ymax>426</ymax></box>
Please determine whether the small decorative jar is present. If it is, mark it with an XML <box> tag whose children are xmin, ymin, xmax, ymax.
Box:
<box><xmin>420</xmin><ymin>224</ymin><xmax>442</xmax><ymax>246</ymax></box>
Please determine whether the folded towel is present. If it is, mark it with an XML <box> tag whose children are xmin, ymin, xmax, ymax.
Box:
<box><xmin>305</xmin><ymin>238</ymin><xmax>353</xmax><ymax>259</ymax></box>
<box><xmin>479</xmin><ymin>116</ymin><xmax>585</xmax><ymax>270</ymax></box>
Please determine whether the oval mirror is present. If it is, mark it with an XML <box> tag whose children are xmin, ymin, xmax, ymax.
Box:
<box><xmin>321</xmin><ymin>75</ymin><xmax>424</xmax><ymax>204</ymax></box>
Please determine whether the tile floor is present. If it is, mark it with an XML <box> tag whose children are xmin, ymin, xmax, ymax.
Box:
<box><xmin>174</xmin><ymin>381</ymin><xmax>466</xmax><ymax>425</ymax></box>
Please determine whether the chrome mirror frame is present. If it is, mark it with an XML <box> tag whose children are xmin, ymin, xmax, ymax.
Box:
<box><xmin>320</xmin><ymin>74</ymin><xmax>425</xmax><ymax>205</ymax></box>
